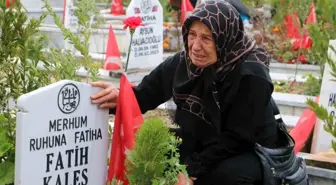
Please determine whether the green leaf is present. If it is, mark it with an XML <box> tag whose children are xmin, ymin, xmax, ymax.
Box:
<box><xmin>332</xmin><ymin>140</ymin><xmax>336</xmax><ymax>152</ymax></box>
<box><xmin>306</xmin><ymin>99</ymin><xmax>329</xmax><ymax>120</ymax></box>
<box><xmin>0</xmin><ymin>161</ymin><xmax>15</xmax><ymax>185</ymax></box>
<box><xmin>0</xmin><ymin>115</ymin><xmax>6</xmax><ymax>123</ymax></box>
<box><xmin>0</xmin><ymin>129</ymin><xmax>13</xmax><ymax>157</ymax></box>
<box><xmin>126</xmin><ymin>118</ymin><xmax>187</xmax><ymax>185</ymax></box>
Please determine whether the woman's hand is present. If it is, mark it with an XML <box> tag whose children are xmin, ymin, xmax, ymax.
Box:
<box><xmin>175</xmin><ymin>173</ymin><xmax>194</xmax><ymax>185</ymax></box>
<box><xmin>90</xmin><ymin>81</ymin><xmax>119</xmax><ymax>109</ymax></box>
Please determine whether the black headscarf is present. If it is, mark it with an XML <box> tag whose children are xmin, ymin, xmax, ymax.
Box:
<box><xmin>172</xmin><ymin>0</ymin><xmax>270</xmax><ymax>130</ymax></box>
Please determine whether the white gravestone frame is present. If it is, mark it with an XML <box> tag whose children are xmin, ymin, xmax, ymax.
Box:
<box><xmin>311</xmin><ymin>40</ymin><xmax>336</xmax><ymax>154</ymax></box>
<box><xmin>15</xmin><ymin>80</ymin><xmax>109</xmax><ymax>185</ymax></box>
<box><xmin>125</xmin><ymin>0</ymin><xmax>164</xmax><ymax>71</ymax></box>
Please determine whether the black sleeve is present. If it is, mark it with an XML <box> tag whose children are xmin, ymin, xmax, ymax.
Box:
<box><xmin>186</xmin><ymin>75</ymin><xmax>274</xmax><ymax>177</ymax></box>
<box><xmin>109</xmin><ymin>53</ymin><xmax>179</xmax><ymax>114</ymax></box>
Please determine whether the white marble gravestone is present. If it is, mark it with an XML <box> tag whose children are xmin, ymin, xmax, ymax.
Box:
<box><xmin>125</xmin><ymin>0</ymin><xmax>164</xmax><ymax>70</ymax></box>
<box><xmin>22</xmin><ymin>0</ymin><xmax>63</xmax><ymax>10</ymax></box>
<box><xmin>63</xmin><ymin>0</ymin><xmax>78</xmax><ymax>29</ymax></box>
<box><xmin>311</xmin><ymin>40</ymin><xmax>336</xmax><ymax>153</ymax></box>
<box><xmin>15</xmin><ymin>80</ymin><xmax>109</xmax><ymax>185</ymax></box>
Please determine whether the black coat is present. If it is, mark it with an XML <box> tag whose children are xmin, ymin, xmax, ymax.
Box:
<box><xmin>121</xmin><ymin>52</ymin><xmax>279</xmax><ymax>177</ymax></box>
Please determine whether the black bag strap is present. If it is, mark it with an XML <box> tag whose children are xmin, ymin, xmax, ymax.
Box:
<box><xmin>270</xmin><ymin>97</ymin><xmax>280</xmax><ymax>119</ymax></box>
<box><xmin>270</xmin><ymin>97</ymin><xmax>288</xmax><ymax>132</ymax></box>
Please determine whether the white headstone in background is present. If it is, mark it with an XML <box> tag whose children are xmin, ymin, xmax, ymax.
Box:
<box><xmin>22</xmin><ymin>0</ymin><xmax>63</xmax><ymax>10</ymax></box>
<box><xmin>63</xmin><ymin>0</ymin><xmax>78</xmax><ymax>29</ymax></box>
<box><xmin>63</xmin><ymin>0</ymin><xmax>80</xmax><ymax>51</ymax></box>
<box><xmin>126</xmin><ymin>0</ymin><xmax>164</xmax><ymax>70</ymax></box>
<box><xmin>15</xmin><ymin>80</ymin><xmax>109</xmax><ymax>185</ymax></box>
<box><xmin>63</xmin><ymin>0</ymin><xmax>95</xmax><ymax>52</ymax></box>
<box><xmin>311</xmin><ymin>40</ymin><xmax>336</xmax><ymax>154</ymax></box>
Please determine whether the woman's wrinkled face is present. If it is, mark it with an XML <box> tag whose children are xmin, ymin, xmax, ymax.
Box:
<box><xmin>188</xmin><ymin>20</ymin><xmax>217</xmax><ymax>68</ymax></box>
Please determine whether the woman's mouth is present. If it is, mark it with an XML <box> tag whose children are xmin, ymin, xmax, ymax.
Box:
<box><xmin>192</xmin><ymin>53</ymin><xmax>205</xmax><ymax>59</ymax></box>
<box><xmin>191</xmin><ymin>54</ymin><xmax>208</xmax><ymax>68</ymax></box>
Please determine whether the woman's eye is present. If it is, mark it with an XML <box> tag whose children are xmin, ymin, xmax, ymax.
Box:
<box><xmin>203</xmin><ymin>37</ymin><xmax>212</xmax><ymax>43</ymax></box>
<box><xmin>188</xmin><ymin>32</ymin><xmax>196</xmax><ymax>37</ymax></box>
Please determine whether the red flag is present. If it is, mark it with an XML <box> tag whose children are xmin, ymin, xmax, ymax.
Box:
<box><xmin>285</xmin><ymin>3</ymin><xmax>316</xmax><ymax>51</ymax></box>
<box><xmin>110</xmin><ymin>0</ymin><xmax>125</xmax><ymax>15</ymax></box>
<box><xmin>290</xmin><ymin>96</ymin><xmax>319</xmax><ymax>154</ymax></box>
<box><xmin>107</xmin><ymin>74</ymin><xmax>144</xmax><ymax>185</ymax></box>
<box><xmin>297</xmin><ymin>2</ymin><xmax>316</xmax><ymax>50</ymax></box>
<box><xmin>296</xmin><ymin>3</ymin><xmax>316</xmax><ymax>50</ymax></box>
<box><xmin>180</xmin><ymin>0</ymin><xmax>194</xmax><ymax>24</ymax></box>
<box><xmin>306</xmin><ymin>3</ymin><xmax>317</xmax><ymax>25</ymax></box>
<box><xmin>5</xmin><ymin>0</ymin><xmax>14</xmax><ymax>7</ymax></box>
<box><xmin>104</xmin><ymin>25</ymin><xmax>122</xmax><ymax>70</ymax></box>
<box><xmin>62</xmin><ymin>0</ymin><xmax>66</xmax><ymax>24</ymax></box>
<box><xmin>285</xmin><ymin>13</ymin><xmax>301</xmax><ymax>39</ymax></box>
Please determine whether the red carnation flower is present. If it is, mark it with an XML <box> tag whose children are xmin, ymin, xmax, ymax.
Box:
<box><xmin>123</xmin><ymin>16</ymin><xmax>144</xmax><ymax>30</ymax></box>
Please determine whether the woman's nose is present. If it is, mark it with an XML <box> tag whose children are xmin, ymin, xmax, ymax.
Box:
<box><xmin>192</xmin><ymin>38</ymin><xmax>202</xmax><ymax>51</ymax></box>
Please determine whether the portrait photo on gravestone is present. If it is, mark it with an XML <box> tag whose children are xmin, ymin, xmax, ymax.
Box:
<box><xmin>15</xmin><ymin>80</ymin><xmax>109</xmax><ymax>185</ymax></box>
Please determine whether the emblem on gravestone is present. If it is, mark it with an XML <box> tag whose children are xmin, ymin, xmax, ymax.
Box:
<box><xmin>57</xmin><ymin>83</ymin><xmax>80</xmax><ymax>114</ymax></box>
<box><xmin>140</xmin><ymin>0</ymin><xmax>152</xmax><ymax>14</ymax></box>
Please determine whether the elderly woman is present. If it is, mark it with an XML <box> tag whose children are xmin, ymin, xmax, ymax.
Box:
<box><xmin>91</xmin><ymin>1</ymin><xmax>279</xmax><ymax>185</ymax></box>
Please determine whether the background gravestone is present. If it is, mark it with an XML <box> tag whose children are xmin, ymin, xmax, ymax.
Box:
<box><xmin>311</xmin><ymin>40</ymin><xmax>336</xmax><ymax>154</ymax></box>
<box><xmin>22</xmin><ymin>0</ymin><xmax>64</xmax><ymax>25</ymax></box>
<box><xmin>21</xmin><ymin>0</ymin><xmax>63</xmax><ymax>10</ymax></box>
<box><xmin>125</xmin><ymin>0</ymin><xmax>164</xmax><ymax>70</ymax></box>
<box><xmin>15</xmin><ymin>80</ymin><xmax>109</xmax><ymax>185</ymax></box>
<box><xmin>63</xmin><ymin>0</ymin><xmax>78</xmax><ymax>29</ymax></box>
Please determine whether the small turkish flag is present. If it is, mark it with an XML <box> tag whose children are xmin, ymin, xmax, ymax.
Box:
<box><xmin>290</xmin><ymin>96</ymin><xmax>319</xmax><ymax>154</ymax></box>
<box><xmin>6</xmin><ymin>0</ymin><xmax>14</xmax><ymax>7</ymax></box>
<box><xmin>306</xmin><ymin>3</ymin><xmax>316</xmax><ymax>25</ymax></box>
<box><xmin>104</xmin><ymin>25</ymin><xmax>122</xmax><ymax>70</ymax></box>
<box><xmin>180</xmin><ymin>0</ymin><xmax>194</xmax><ymax>24</ymax></box>
<box><xmin>107</xmin><ymin>74</ymin><xmax>144</xmax><ymax>185</ymax></box>
<box><xmin>110</xmin><ymin>0</ymin><xmax>125</xmax><ymax>15</ymax></box>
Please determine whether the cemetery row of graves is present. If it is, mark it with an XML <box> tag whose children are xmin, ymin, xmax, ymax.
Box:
<box><xmin>0</xmin><ymin>0</ymin><xmax>336</xmax><ymax>184</ymax></box>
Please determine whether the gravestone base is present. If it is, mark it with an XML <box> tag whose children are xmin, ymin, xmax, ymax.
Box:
<box><xmin>299</xmin><ymin>151</ymin><xmax>336</xmax><ymax>184</ymax></box>
<box><xmin>305</xmin><ymin>151</ymin><xmax>336</xmax><ymax>170</ymax></box>
<box><xmin>307</xmin><ymin>166</ymin><xmax>336</xmax><ymax>185</ymax></box>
